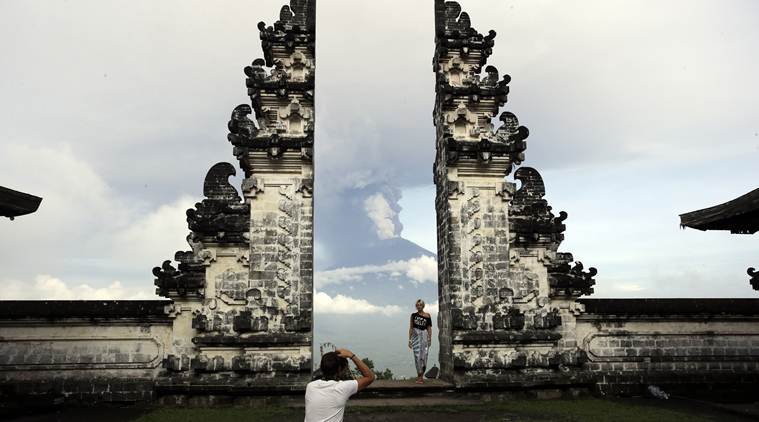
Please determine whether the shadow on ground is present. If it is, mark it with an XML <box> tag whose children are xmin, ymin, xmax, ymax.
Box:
<box><xmin>5</xmin><ymin>397</ymin><xmax>759</xmax><ymax>422</ymax></box>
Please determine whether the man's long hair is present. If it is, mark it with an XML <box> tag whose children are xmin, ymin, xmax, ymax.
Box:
<box><xmin>320</xmin><ymin>352</ymin><xmax>349</xmax><ymax>381</ymax></box>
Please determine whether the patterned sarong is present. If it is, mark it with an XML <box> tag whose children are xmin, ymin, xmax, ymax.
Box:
<box><xmin>411</xmin><ymin>327</ymin><xmax>429</xmax><ymax>375</ymax></box>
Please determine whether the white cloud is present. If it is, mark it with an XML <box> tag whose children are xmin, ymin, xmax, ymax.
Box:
<box><xmin>314</xmin><ymin>292</ymin><xmax>402</xmax><ymax>316</ymax></box>
<box><xmin>112</xmin><ymin>195</ymin><xmax>197</xmax><ymax>267</ymax></box>
<box><xmin>615</xmin><ymin>283</ymin><xmax>646</xmax><ymax>293</ymax></box>
<box><xmin>0</xmin><ymin>275</ymin><xmax>155</xmax><ymax>300</ymax></box>
<box><xmin>404</xmin><ymin>256</ymin><xmax>438</xmax><ymax>284</ymax></box>
<box><xmin>426</xmin><ymin>301</ymin><xmax>439</xmax><ymax>315</ymax></box>
<box><xmin>398</xmin><ymin>185</ymin><xmax>437</xmax><ymax>252</ymax></box>
<box><xmin>315</xmin><ymin>255</ymin><xmax>437</xmax><ymax>288</ymax></box>
<box><xmin>364</xmin><ymin>193</ymin><xmax>399</xmax><ymax>240</ymax></box>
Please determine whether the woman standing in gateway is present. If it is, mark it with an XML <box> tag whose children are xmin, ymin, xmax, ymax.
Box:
<box><xmin>408</xmin><ymin>299</ymin><xmax>432</xmax><ymax>384</ymax></box>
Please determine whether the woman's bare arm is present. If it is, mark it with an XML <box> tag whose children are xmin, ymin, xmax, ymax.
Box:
<box><xmin>408</xmin><ymin>315</ymin><xmax>413</xmax><ymax>348</ymax></box>
<box><xmin>426</xmin><ymin>313</ymin><xmax>432</xmax><ymax>342</ymax></box>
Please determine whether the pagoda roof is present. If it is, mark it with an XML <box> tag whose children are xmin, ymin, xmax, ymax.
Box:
<box><xmin>0</xmin><ymin>186</ymin><xmax>42</xmax><ymax>220</ymax></box>
<box><xmin>679</xmin><ymin>188</ymin><xmax>759</xmax><ymax>234</ymax></box>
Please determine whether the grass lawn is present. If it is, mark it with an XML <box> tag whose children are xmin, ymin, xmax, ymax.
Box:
<box><xmin>133</xmin><ymin>398</ymin><xmax>752</xmax><ymax>422</ymax></box>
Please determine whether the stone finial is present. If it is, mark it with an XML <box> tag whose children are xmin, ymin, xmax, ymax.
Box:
<box><xmin>258</xmin><ymin>0</ymin><xmax>316</xmax><ymax>65</ymax></box>
<box><xmin>152</xmin><ymin>258</ymin><xmax>205</xmax><ymax>298</ymax></box>
<box><xmin>443</xmin><ymin>2</ymin><xmax>471</xmax><ymax>34</ymax></box>
<box><xmin>276</xmin><ymin>0</ymin><xmax>312</xmax><ymax>28</ymax></box>
<box><xmin>495</xmin><ymin>112</ymin><xmax>529</xmax><ymax>154</ymax></box>
<box><xmin>548</xmin><ymin>253</ymin><xmax>597</xmax><ymax>298</ymax></box>
<box><xmin>510</xmin><ymin>167</ymin><xmax>570</xmax><ymax>247</ymax></box>
<box><xmin>228</xmin><ymin>105</ymin><xmax>257</xmax><ymax>146</ymax></box>
<box><xmin>186</xmin><ymin>163</ymin><xmax>249</xmax><ymax>244</ymax></box>
<box><xmin>435</xmin><ymin>0</ymin><xmax>494</xmax><ymax>40</ymax></box>
<box><xmin>202</xmin><ymin>163</ymin><xmax>241</xmax><ymax>202</ymax></box>
<box><xmin>243</xmin><ymin>59</ymin><xmax>268</xmax><ymax>81</ymax></box>
<box><xmin>513</xmin><ymin>167</ymin><xmax>546</xmax><ymax>204</ymax></box>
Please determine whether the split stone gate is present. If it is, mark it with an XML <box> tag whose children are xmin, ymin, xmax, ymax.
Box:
<box><xmin>1</xmin><ymin>0</ymin><xmax>758</xmax><ymax>402</ymax></box>
<box><xmin>152</xmin><ymin>0</ymin><xmax>596</xmax><ymax>388</ymax></box>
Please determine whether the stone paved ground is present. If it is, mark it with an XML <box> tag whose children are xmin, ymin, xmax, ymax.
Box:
<box><xmin>6</xmin><ymin>397</ymin><xmax>759</xmax><ymax>422</ymax></box>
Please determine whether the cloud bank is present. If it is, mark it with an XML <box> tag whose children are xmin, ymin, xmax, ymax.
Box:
<box><xmin>315</xmin><ymin>255</ymin><xmax>438</xmax><ymax>288</ymax></box>
<box><xmin>1</xmin><ymin>275</ymin><xmax>154</xmax><ymax>300</ymax></box>
<box><xmin>314</xmin><ymin>292</ymin><xmax>402</xmax><ymax>316</ymax></box>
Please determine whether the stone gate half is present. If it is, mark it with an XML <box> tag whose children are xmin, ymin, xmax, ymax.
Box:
<box><xmin>433</xmin><ymin>0</ymin><xmax>604</xmax><ymax>387</ymax></box>
<box><xmin>153</xmin><ymin>0</ymin><xmax>316</xmax><ymax>389</ymax></box>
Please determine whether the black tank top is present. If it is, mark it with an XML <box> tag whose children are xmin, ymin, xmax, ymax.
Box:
<box><xmin>411</xmin><ymin>312</ymin><xmax>432</xmax><ymax>330</ymax></box>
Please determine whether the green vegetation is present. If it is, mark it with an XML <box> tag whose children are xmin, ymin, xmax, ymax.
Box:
<box><xmin>351</xmin><ymin>357</ymin><xmax>394</xmax><ymax>380</ymax></box>
<box><xmin>133</xmin><ymin>398</ymin><xmax>750</xmax><ymax>422</ymax></box>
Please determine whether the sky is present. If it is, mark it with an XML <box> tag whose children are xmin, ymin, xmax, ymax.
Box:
<box><xmin>1</xmin><ymin>0</ymin><xmax>758</xmax><ymax>376</ymax></box>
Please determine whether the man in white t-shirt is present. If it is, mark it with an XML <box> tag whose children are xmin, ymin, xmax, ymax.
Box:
<box><xmin>304</xmin><ymin>348</ymin><xmax>375</xmax><ymax>422</ymax></box>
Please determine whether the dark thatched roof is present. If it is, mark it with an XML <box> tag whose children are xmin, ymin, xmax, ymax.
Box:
<box><xmin>679</xmin><ymin>188</ymin><xmax>759</xmax><ymax>234</ymax></box>
<box><xmin>0</xmin><ymin>186</ymin><xmax>42</xmax><ymax>220</ymax></box>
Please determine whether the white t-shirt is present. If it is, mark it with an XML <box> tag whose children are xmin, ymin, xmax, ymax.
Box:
<box><xmin>304</xmin><ymin>379</ymin><xmax>358</xmax><ymax>422</ymax></box>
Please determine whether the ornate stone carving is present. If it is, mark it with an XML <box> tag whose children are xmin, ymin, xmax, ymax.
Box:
<box><xmin>184</xmin><ymin>163</ymin><xmax>249</xmax><ymax>244</ymax></box>
<box><xmin>278</xmin><ymin>97</ymin><xmax>313</xmax><ymax>135</ymax></box>
<box><xmin>163</xmin><ymin>354</ymin><xmax>190</xmax><ymax>372</ymax></box>
<box><xmin>152</xmin><ymin>254</ymin><xmax>205</xmax><ymax>298</ymax></box>
<box><xmin>510</xmin><ymin>167</ymin><xmax>566</xmax><ymax>247</ymax></box>
<box><xmin>280</xmin><ymin>51</ymin><xmax>314</xmax><ymax>82</ymax></box>
<box><xmin>242</xmin><ymin>176</ymin><xmax>265</xmax><ymax>198</ymax></box>
<box><xmin>444</xmin><ymin>103</ymin><xmax>482</xmax><ymax>140</ymax></box>
<box><xmin>228</xmin><ymin>104</ymin><xmax>259</xmax><ymax>146</ymax></box>
<box><xmin>433</xmin><ymin>0</ymin><xmax>496</xmax><ymax>72</ymax></box>
<box><xmin>749</xmin><ymin>267</ymin><xmax>758</xmax><ymax>291</ymax></box>
<box><xmin>258</xmin><ymin>0</ymin><xmax>316</xmax><ymax>66</ymax></box>
<box><xmin>492</xmin><ymin>308</ymin><xmax>525</xmax><ymax>330</ymax></box>
<box><xmin>190</xmin><ymin>355</ymin><xmax>225</xmax><ymax>373</ymax></box>
<box><xmin>441</xmin><ymin>1</ymin><xmax>472</xmax><ymax>35</ymax></box>
<box><xmin>440</xmin><ymin>57</ymin><xmax>476</xmax><ymax>87</ymax></box>
<box><xmin>494</xmin><ymin>112</ymin><xmax>528</xmax><ymax>163</ymax></box>
<box><xmin>245</xmin><ymin>58</ymin><xmax>314</xmax><ymax>100</ymax></box>
<box><xmin>216</xmin><ymin>269</ymin><xmax>249</xmax><ymax>305</ymax></box>
<box><xmin>548</xmin><ymin>253</ymin><xmax>597</xmax><ymax>298</ymax></box>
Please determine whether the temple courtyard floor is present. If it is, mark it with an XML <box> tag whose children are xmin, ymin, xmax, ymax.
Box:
<box><xmin>6</xmin><ymin>396</ymin><xmax>759</xmax><ymax>422</ymax></box>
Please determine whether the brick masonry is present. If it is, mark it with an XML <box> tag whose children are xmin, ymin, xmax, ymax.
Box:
<box><xmin>577</xmin><ymin>299</ymin><xmax>759</xmax><ymax>395</ymax></box>
<box><xmin>0</xmin><ymin>301</ymin><xmax>172</xmax><ymax>403</ymax></box>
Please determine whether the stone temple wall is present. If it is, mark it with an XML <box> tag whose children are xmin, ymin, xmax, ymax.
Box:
<box><xmin>578</xmin><ymin>299</ymin><xmax>759</xmax><ymax>395</ymax></box>
<box><xmin>0</xmin><ymin>301</ymin><xmax>172</xmax><ymax>402</ymax></box>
